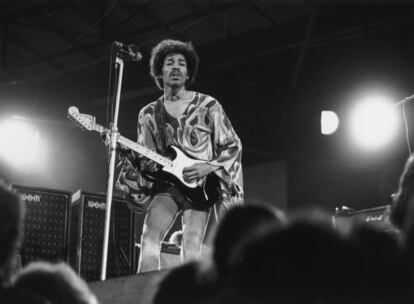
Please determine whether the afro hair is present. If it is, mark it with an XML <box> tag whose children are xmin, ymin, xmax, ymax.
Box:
<box><xmin>150</xmin><ymin>39</ymin><xmax>199</xmax><ymax>90</ymax></box>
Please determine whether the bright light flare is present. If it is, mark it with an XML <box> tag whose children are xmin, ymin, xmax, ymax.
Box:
<box><xmin>321</xmin><ymin>111</ymin><xmax>339</xmax><ymax>135</ymax></box>
<box><xmin>0</xmin><ymin>119</ymin><xmax>44</xmax><ymax>169</ymax></box>
<box><xmin>349</xmin><ymin>97</ymin><xmax>400</xmax><ymax>150</ymax></box>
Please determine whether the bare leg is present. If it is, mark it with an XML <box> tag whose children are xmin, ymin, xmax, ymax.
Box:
<box><xmin>137</xmin><ymin>194</ymin><xmax>179</xmax><ymax>274</ymax></box>
<box><xmin>181</xmin><ymin>208</ymin><xmax>210</xmax><ymax>263</ymax></box>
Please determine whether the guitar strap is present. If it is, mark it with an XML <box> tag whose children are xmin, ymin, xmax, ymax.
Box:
<box><xmin>154</xmin><ymin>97</ymin><xmax>168</xmax><ymax>156</ymax></box>
<box><xmin>134</xmin><ymin>98</ymin><xmax>168</xmax><ymax>195</ymax></box>
<box><xmin>153</xmin><ymin>98</ymin><xmax>183</xmax><ymax>196</ymax></box>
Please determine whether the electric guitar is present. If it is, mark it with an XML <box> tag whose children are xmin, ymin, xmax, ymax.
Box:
<box><xmin>68</xmin><ymin>106</ymin><xmax>220</xmax><ymax>208</ymax></box>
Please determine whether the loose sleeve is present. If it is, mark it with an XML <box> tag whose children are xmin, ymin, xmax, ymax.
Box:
<box><xmin>115</xmin><ymin>107</ymin><xmax>157</xmax><ymax>212</ymax></box>
<box><xmin>207</xmin><ymin>101</ymin><xmax>244</xmax><ymax>212</ymax></box>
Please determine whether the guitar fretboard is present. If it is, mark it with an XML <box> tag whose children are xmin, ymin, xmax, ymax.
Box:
<box><xmin>68</xmin><ymin>106</ymin><xmax>172</xmax><ymax>168</ymax></box>
<box><xmin>117</xmin><ymin>136</ymin><xmax>173</xmax><ymax>168</ymax></box>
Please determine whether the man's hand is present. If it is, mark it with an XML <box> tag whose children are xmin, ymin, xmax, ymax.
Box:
<box><xmin>182</xmin><ymin>163</ymin><xmax>218</xmax><ymax>183</ymax></box>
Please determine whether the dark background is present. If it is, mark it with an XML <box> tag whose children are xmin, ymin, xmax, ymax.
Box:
<box><xmin>1</xmin><ymin>0</ymin><xmax>414</xmax><ymax>214</ymax></box>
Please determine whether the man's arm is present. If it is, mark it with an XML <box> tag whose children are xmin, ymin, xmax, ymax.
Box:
<box><xmin>115</xmin><ymin>108</ymin><xmax>157</xmax><ymax>208</ymax></box>
<box><xmin>183</xmin><ymin>100</ymin><xmax>243</xmax><ymax>193</ymax></box>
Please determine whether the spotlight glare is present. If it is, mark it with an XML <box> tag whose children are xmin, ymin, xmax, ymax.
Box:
<box><xmin>0</xmin><ymin>120</ymin><xmax>42</xmax><ymax>169</ymax></box>
<box><xmin>349</xmin><ymin>97</ymin><xmax>399</xmax><ymax>150</ymax></box>
<box><xmin>321</xmin><ymin>111</ymin><xmax>339</xmax><ymax>135</ymax></box>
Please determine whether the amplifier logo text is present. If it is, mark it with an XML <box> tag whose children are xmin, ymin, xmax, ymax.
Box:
<box><xmin>87</xmin><ymin>200</ymin><xmax>106</xmax><ymax>210</ymax></box>
<box><xmin>20</xmin><ymin>194</ymin><xmax>41</xmax><ymax>202</ymax></box>
<box><xmin>365</xmin><ymin>214</ymin><xmax>383</xmax><ymax>222</ymax></box>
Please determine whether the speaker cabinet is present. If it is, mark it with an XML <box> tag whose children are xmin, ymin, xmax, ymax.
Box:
<box><xmin>68</xmin><ymin>190</ymin><xmax>135</xmax><ymax>281</ymax></box>
<box><xmin>11</xmin><ymin>184</ymin><xmax>70</xmax><ymax>266</ymax></box>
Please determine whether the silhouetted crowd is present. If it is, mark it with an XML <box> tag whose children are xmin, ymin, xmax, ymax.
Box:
<box><xmin>3</xmin><ymin>155</ymin><xmax>414</xmax><ymax>303</ymax></box>
<box><xmin>153</xmin><ymin>155</ymin><xmax>414</xmax><ymax>304</ymax></box>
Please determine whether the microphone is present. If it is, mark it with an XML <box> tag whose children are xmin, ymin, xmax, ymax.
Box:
<box><xmin>112</xmin><ymin>41</ymin><xmax>142</xmax><ymax>62</ymax></box>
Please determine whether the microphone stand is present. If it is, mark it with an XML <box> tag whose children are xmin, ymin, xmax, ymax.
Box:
<box><xmin>100</xmin><ymin>52</ymin><xmax>124</xmax><ymax>281</ymax></box>
<box><xmin>393</xmin><ymin>94</ymin><xmax>414</xmax><ymax>107</ymax></box>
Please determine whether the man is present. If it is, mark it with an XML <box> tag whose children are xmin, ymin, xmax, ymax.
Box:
<box><xmin>116</xmin><ymin>39</ymin><xmax>243</xmax><ymax>273</ymax></box>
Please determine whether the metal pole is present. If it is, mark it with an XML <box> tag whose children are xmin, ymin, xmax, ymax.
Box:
<box><xmin>100</xmin><ymin>55</ymin><xmax>124</xmax><ymax>280</ymax></box>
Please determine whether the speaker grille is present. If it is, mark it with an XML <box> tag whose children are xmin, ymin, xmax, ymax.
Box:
<box><xmin>12</xmin><ymin>185</ymin><xmax>70</xmax><ymax>265</ymax></box>
<box><xmin>68</xmin><ymin>190</ymin><xmax>135</xmax><ymax>281</ymax></box>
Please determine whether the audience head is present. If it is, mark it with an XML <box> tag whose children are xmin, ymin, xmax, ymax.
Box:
<box><xmin>212</xmin><ymin>202</ymin><xmax>286</xmax><ymax>277</ymax></box>
<box><xmin>347</xmin><ymin>222</ymin><xmax>411</xmax><ymax>299</ymax></box>
<box><xmin>232</xmin><ymin>209</ymin><xmax>353</xmax><ymax>303</ymax></box>
<box><xmin>153</xmin><ymin>261</ymin><xmax>218</xmax><ymax>304</ymax></box>
<box><xmin>13</xmin><ymin>262</ymin><xmax>98</xmax><ymax>304</ymax></box>
<box><xmin>0</xmin><ymin>181</ymin><xmax>25</xmax><ymax>288</ymax></box>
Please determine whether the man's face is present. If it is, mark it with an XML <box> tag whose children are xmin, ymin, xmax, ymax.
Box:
<box><xmin>161</xmin><ymin>53</ymin><xmax>189</xmax><ymax>89</ymax></box>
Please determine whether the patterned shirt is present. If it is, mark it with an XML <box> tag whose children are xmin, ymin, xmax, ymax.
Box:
<box><xmin>117</xmin><ymin>92</ymin><xmax>243</xmax><ymax>216</ymax></box>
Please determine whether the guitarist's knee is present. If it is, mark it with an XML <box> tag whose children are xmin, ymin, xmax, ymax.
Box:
<box><xmin>141</xmin><ymin>230</ymin><xmax>164</xmax><ymax>252</ymax></box>
<box><xmin>181</xmin><ymin>232</ymin><xmax>203</xmax><ymax>261</ymax></box>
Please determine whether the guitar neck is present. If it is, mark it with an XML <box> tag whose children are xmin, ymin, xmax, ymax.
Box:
<box><xmin>116</xmin><ymin>134</ymin><xmax>173</xmax><ymax>168</ymax></box>
<box><xmin>68</xmin><ymin>105</ymin><xmax>172</xmax><ymax>168</ymax></box>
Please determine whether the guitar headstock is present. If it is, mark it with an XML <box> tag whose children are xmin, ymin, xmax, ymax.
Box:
<box><xmin>67</xmin><ymin>106</ymin><xmax>104</xmax><ymax>133</ymax></box>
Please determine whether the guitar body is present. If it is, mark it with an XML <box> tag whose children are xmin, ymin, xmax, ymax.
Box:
<box><xmin>145</xmin><ymin>146</ymin><xmax>221</xmax><ymax>209</ymax></box>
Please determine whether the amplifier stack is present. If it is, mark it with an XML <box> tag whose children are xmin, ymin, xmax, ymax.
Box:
<box><xmin>11</xmin><ymin>185</ymin><xmax>138</xmax><ymax>281</ymax></box>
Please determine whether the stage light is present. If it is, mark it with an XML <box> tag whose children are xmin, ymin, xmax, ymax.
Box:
<box><xmin>0</xmin><ymin>119</ymin><xmax>44</xmax><ymax>169</ymax></box>
<box><xmin>321</xmin><ymin>111</ymin><xmax>339</xmax><ymax>135</ymax></box>
<box><xmin>349</xmin><ymin>96</ymin><xmax>400</xmax><ymax>150</ymax></box>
